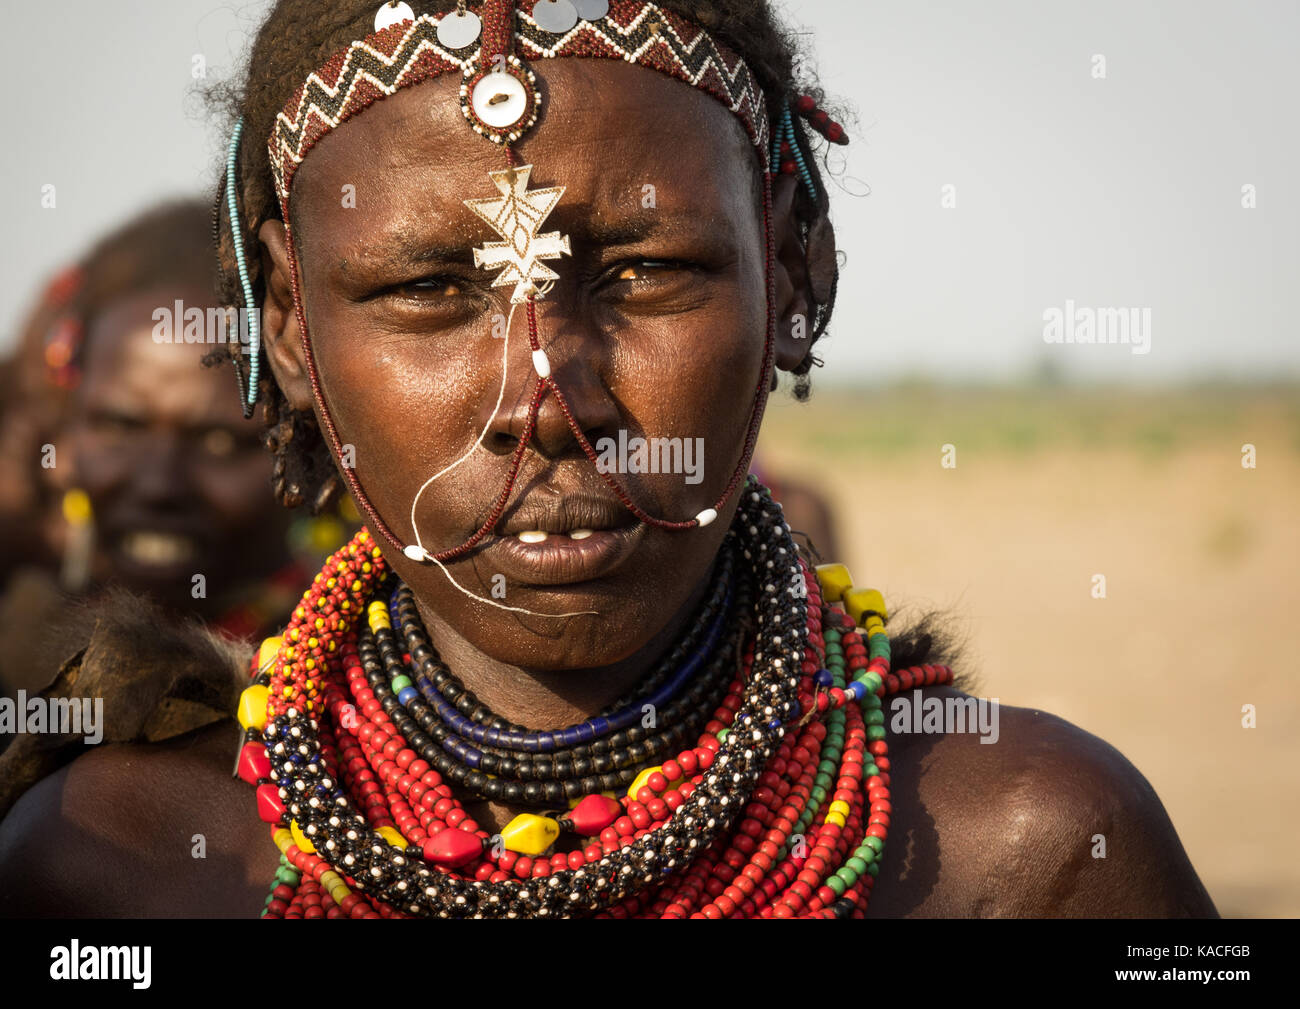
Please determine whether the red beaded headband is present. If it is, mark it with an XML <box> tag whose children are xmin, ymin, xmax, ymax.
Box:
<box><xmin>266</xmin><ymin>0</ymin><xmax>780</xmax><ymax>566</ymax></box>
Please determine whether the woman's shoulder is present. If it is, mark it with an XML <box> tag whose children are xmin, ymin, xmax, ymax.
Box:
<box><xmin>868</xmin><ymin>687</ymin><xmax>1219</xmax><ymax>917</ymax></box>
<box><xmin>0</xmin><ymin>719</ymin><xmax>278</xmax><ymax>916</ymax></box>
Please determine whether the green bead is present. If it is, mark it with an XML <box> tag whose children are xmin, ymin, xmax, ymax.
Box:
<box><xmin>835</xmin><ymin>867</ymin><xmax>858</xmax><ymax>886</ymax></box>
<box><xmin>847</xmin><ymin>856</ymin><xmax>870</xmax><ymax>876</ymax></box>
<box><xmin>865</xmin><ymin>709</ymin><xmax>885</xmax><ymax>725</ymax></box>
<box><xmin>826</xmin><ymin>874</ymin><xmax>846</xmax><ymax>896</ymax></box>
<box><xmin>716</xmin><ymin>728</ymin><xmax>729</xmax><ymax>743</ymax></box>
<box><xmin>810</xmin><ymin>785</ymin><xmax>828</xmax><ymax>804</ymax></box>
<box><xmin>866</xmin><ymin>724</ymin><xmax>887</xmax><ymax>741</ymax></box>
<box><xmin>864</xmin><ymin>763</ymin><xmax>879</xmax><ymax>778</ymax></box>
<box><xmin>863</xmin><ymin>835</ymin><xmax>884</xmax><ymax>855</ymax></box>
<box><xmin>390</xmin><ymin>674</ymin><xmax>413</xmax><ymax>692</ymax></box>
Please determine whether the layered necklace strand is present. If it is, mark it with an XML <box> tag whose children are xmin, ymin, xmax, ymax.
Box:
<box><xmin>235</xmin><ymin>479</ymin><xmax>954</xmax><ymax>918</ymax></box>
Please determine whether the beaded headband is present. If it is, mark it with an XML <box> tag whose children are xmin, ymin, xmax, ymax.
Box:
<box><xmin>268</xmin><ymin>0</ymin><xmax>771</xmax><ymax>212</ymax></box>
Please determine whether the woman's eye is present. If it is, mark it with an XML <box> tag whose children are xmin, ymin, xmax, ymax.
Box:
<box><xmin>407</xmin><ymin>277</ymin><xmax>463</xmax><ymax>297</ymax></box>
<box><xmin>613</xmin><ymin>261</ymin><xmax>681</xmax><ymax>282</ymax></box>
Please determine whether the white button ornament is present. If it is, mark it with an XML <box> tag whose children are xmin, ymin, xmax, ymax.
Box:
<box><xmin>695</xmin><ymin>508</ymin><xmax>718</xmax><ymax>527</ymax></box>
<box><xmin>436</xmin><ymin>9</ymin><xmax>482</xmax><ymax>49</ymax></box>
<box><xmin>403</xmin><ymin>544</ymin><xmax>430</xmax><ymax>562</ymax></box>
<box><xmin>470</xmin><ymin>72</ymin><xmax>528</xmax><ymax>130</ymax></box>
<box><xmin>533</xmin><ymin>0</ymin><xmax>579</xmax><ymax>34</ymax></box>
<box><xmin>373</xmin><ymin>1</ymin><xmax>414</xmax><ymax>32</ymax></box>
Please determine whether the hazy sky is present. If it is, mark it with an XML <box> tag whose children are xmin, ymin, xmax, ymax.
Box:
<box><xmin>3</xmin><ymin>0</ymin><xmax>1296</xmax><ymax>383</ymax></box>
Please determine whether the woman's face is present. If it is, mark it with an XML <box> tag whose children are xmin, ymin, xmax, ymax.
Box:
<box><xmin>265</xmin><ymin>59</ymin><xmax>808</xmax><ymax>671</ymax></box>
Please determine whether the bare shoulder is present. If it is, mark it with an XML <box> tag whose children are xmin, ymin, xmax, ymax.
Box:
<box><xmin>867</xmin><ymin>688</ymin><xmax>1219</xmax><ymax>918</ymax></box>
<box><xmin>0</xmin><ymin>720</ymin><xmax>279</xmax><ymax>917</ymax></box>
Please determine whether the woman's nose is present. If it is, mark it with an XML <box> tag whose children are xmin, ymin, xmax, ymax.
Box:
<box><xmin>482</xmin><ymin>298</ymin><xmax>622</xmax><ymax>460</ymax></box>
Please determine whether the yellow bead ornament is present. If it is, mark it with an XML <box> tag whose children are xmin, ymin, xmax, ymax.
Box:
<box><xmin>500</xmin><ymin>813</ymin><xmax>561</xmax><ymax>855</ymax></box>
<box><xmin>291</xmin><ymin>819</ymin><xmax>317</xmax><ymax>854</ymax></box>
<box><xmin>814</xmin><ymin>563</ymin><xmax>853</xmax><ymax>603</ymax></box>
<box><xmin>368</xmin><ymin>600</ymin><xmax>392</xmax><ymax>631</ymax></box>
<box><xmin>377</xmin><ymin>826</ymin><xmax>408</xmax><ymax>849</ymax></box>
<box><xmin>237</xmin><ymin>684</ymin><xmax>270</xmax><ymax>730</ymax></box>
<box><xmin>844</xmin><ymin>587</ymin><xmax>888</xmax><ymax>625</ymax></box>
<box><xmin>258</xmin><ymin>636</ymin><xmax>282</xmax><ymax>672</ymax></box>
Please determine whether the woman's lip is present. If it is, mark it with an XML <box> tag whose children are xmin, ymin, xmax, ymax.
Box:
<box><xmin>485</xmin><ymin>524</ymin><xmax>645</xmax><ymax>586</ymax></box>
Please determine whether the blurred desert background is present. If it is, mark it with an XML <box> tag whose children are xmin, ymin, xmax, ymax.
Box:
<box><xmin>758</xmin><ymin>380</ymin><xmax>1300</xmax><ymax>917</ymax></box>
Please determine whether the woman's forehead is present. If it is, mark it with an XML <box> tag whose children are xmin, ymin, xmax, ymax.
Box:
<box><xmin>290</xmin><ymin>59</ymin><xmax>758</xmax><ymax>238</ymax></box>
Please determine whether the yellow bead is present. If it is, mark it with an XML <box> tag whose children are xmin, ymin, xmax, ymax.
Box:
<box><xmin>627</xmin><ymin>766</ymin><xmax>664</xmax><ymax>801</ymax></box>
<box><xmin>330</xmin><ymin>884</ymin><xmax>351</xmax><ymax>904</ymax></box>
<box><xmin>272</xmin><ymin>828</ymin><xmax>293</xmax><ymax>854</ymax></box>
<box><xmin>320</xmin><ymin>871</ymin><xmax>343</xmax><ymax>891</ymax></box>
<box><xmin>825</xmin><ymin>811</ymin><xmax>847</xmax><ymax>828</ymax></box>
<box><xmin>291</xmin><ymin>820</ymin><xmax>317</xmax><ymax>854</ymax></box>
<box><xmin>500</xmin><ymin>813</ymin><xmax>561</xmax><ymax>856</ymax></box>
<box><xmin>237</xmin><ymin>684</ymin><xmax>270</xmax><ymax>730</ymax></box>
<box><xmin>844</xmin><ymin>587</ymin><xmax>888</xmax><ymax>625</ymax></box>
<box><xmin>828</xmin><ymin>800</ymin><xmax>851</xmax><ymax>818</ymax></box>
<box><xmin>258</xmin><ymin>636</ymin><xmax>282</xmax><ymax>672</ymax></box>
<box><xmin>814</xmin><ymin>563</ymin><xmax>853</xmax><ymax>603</ymax></box>
<box><xmin>377</xmin><ymin>826</ymin><xmax>408</xmax><ymax>849</ymax></box>
<box><xmin>62</xmin><ymin>488</ymin><xmax>93</xmax><ymax>526</ymax></box>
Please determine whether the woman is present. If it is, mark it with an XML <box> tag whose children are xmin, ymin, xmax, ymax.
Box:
<box><xmin>0</xmin><ymin>0</ymin><xmax>1216</xmax><ymax>918</ymax></box>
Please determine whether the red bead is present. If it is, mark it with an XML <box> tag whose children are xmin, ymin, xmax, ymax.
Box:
<box><xmin>796</xmin><ymin>94</ymin><xmax>816</xmax><ymax>113</ymax></box>
<box><xmin>568</xmin><ymin>793</ymin><xmax>622</xmax><ymax>835</ymax></box>
<box><xmin>256</xmin><ymin>784</ymin><xmax>285</xmax><ymax>823</ymax></box>
<box><xmin>421</xmin><ymin>828</ymin><xmax>483</xmax><ymax>868</ymax></box>
<box><xmin>237</xmin><ymin>742</ymin><xmax>271</xmax><ymax>785</ymax></box>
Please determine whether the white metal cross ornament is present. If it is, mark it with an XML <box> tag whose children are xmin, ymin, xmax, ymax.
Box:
<box><xmin>464</xmin><ymin>165</ymin><xmax>571</xmax><ymax>303</ymax></box>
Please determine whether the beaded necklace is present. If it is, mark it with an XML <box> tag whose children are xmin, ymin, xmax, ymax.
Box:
<box><xmin>236</xmin><ymin>479</ymin><xmax>954</xmax><ymax>918</ymax></box>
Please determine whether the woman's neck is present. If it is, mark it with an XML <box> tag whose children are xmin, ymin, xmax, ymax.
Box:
<box><xmin>414</xmin><ymin>556</ymin><xmax>720</xmax><ymax>732</ymax></box>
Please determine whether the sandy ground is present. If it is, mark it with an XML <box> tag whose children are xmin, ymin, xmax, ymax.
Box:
<box><xmin>757</xmin><ymin>385</ymin><xmax>1300</xmax><ymax>918</ymax></box>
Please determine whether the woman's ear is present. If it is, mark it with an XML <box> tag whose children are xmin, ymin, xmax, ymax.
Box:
<box><xmin>257</xmin><ymin>218</ymin><xmax>314</xmax><ymax>412</ymax></box>
<box><xmin>770</xmin><ymin>173</ymin><xmax>836</xmax><ymax>378</ymax></box>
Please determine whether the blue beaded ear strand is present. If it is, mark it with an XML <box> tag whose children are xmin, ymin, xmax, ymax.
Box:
<box><xmin>226</xmin><ymin>117</ymin><xmax>262</xmax><ymax>415</ymax></box>
<box><xmin>771</xmin><ymin>104</ymin><xmax>819</xmax><ymax>202</ymax></box>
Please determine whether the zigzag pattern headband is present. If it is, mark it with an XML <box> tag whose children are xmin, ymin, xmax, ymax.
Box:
<box><xmin>269</xmin><ymin>0</ymin><xmax>771</xmax><ymax>212</ymax></box>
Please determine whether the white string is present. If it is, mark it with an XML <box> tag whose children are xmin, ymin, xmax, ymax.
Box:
<box><xmin>408</xmin><ymin>301</ymin><xmax>518</xmax><ymax>550</ymax></box>
<box><xmin>406</xmin><ymin>300</ymin><xmax>598</xmax><ymax>619</ymax></box>
<box><xmin>428</xmin><ymin>551</ymin><xmax>598</xmax><ymax>618</ymax></box>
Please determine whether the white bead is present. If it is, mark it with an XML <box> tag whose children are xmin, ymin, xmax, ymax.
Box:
<box><xmin>374</xmin><ymin>1</ymin><xmax>414</xmax><ymax>32</ymax></box>
<box><xmin>403</xmin><ymin>544</ymin><xmax>429</xmax><ymax>561</ymax></box>
<box><xmin>695</xmin><ymin>508</ymin><xmax>718</xmax><ymax>527</ymax></box>
<box><xmin>532</xmin><ymin>348</ymin><xmax>552</xmax><ymax>378</ymax></box>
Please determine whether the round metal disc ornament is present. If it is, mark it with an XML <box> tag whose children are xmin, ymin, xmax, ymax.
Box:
<box><xmin>373</xmin><ymin>1</ymin><xmax>414</xmax><ymax>32</ymax></box>
<box><xmin>573</xmin><ymin>0</ymin><xmax>609</xmax><ymax>19</ymax></box>
<box><xmin>533</xmin><ymin>0</ymin><xmax>579</xmax><ymax>33</ymax></box>
<box><xmin>436</xmin><ymin>8</ymin><xmax>482</xmax><ymax>49</ymax></box>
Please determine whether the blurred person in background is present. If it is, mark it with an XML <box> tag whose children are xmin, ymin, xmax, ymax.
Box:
<box><xmin>0</xmin><ymin>200</ymin><xmax>333</xmax><ymax>806</ymax></box>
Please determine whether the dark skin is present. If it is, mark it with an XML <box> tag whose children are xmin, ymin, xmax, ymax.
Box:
<box><xmin>54</xmin><ymin>285</ymin><xmax>291</xmax><ymax>619</ymax></box>
<box><xmin>0</xmin><ymin>62</ymin><xmax>1217</xmax><ymax>916</ymax></box>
